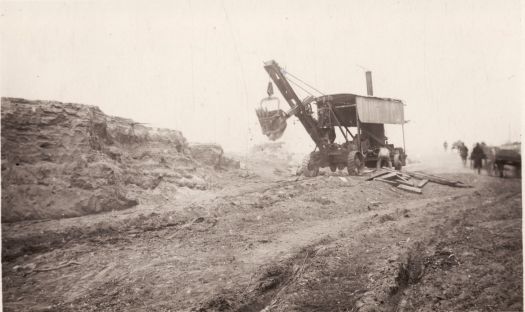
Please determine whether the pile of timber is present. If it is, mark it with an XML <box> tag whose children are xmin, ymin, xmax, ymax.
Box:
<box><xmin>366</xmin><ymin>168</ymin><xmax>471</xmax><ymax>194</ymax></box>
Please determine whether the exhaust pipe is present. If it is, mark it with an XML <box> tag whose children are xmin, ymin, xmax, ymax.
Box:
<box><xmin>366</xmin><ymin>71</ymin><xmax>373</xmax><ymax>96</ymax></box>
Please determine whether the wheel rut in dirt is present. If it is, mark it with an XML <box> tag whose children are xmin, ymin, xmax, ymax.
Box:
<box><xmin>2</xmin><ymin>173</ymin><xmax>521</xmax><ymax>312</ymax></box>
<box><xmin>194</xmin><ymin>183</ymin><xmax>521</xmax><ymax>312</ymax></box>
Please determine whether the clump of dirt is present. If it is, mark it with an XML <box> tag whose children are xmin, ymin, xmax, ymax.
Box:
<box><xmin>1</xmin><ymin>97</ymin><xmax>237</xmax><ymax>222</ymax></box>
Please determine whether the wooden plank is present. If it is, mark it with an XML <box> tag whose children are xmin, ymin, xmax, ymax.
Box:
<box><xmin>400</xmin><ymin>172</ymin><xmax>412</xmax><ymax>179</ymax></box>
<box><xmin>366</xmin><ymin>170</ymin><xmax>390</xmax><ymax>181</ymax></box>
<box><xmin>397</xmin><ymin>175</ymin><xmax>410</xmax><ymax>182</ymax></box>
<box><xmin>411</xmin><ymin>171</ymin><xmax>471</xmax><ymax>186</ymax></box>
<box><xmin>417</xmin><ymin>179</ymin><xmax>429</xmax><ymax>188</ymax></box>
<box><xmin>397</xmin><ymin>184</ymin><xmax>422</xmax><ymax>194</ymax></box>
<box><xmin>395</xmin><ymin>179</ymin><xmax>415</xmax><ymax>187</ymax></box>
<box><xmin>384</xmin><ymin>169</ymin><xmax>471</xmax><ymax>188</ymax></box>
<box><xmin>374</xmin><ymin>178</ymin><xmax>399</xmax><ymax>186</ymax></box>
<box><xmin>382</xmin><ymin>168</ymin><xmax>412</xmax><ymax>179</ymax></box>
<box><xmin>382</xmin><ymin>172</ymin><xmax>400</xmax><ymax>180</ymax></box>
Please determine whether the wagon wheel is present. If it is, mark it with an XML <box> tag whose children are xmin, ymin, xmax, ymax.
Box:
<box><xmin>300</xmin><ymin>154</ymin><xmax>319</xmax><ymax>177</ymax></box>
<box><xmin>329</xmin><ymin>163</ymin><xmax>337</xmax><ymax>173</ymax></box>
<box><xmin>347</xmin><ymin>151</ymin><xmax>364</xmax><ymax>176</ymax></box>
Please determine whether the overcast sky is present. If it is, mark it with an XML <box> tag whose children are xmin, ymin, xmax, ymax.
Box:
<box><xmin>1</xmin><ymin>0</ymin><xmax>522</xmax><ymax>156</ymax></box>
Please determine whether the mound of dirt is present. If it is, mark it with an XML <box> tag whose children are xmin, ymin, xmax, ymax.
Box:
<box><xmin>1</xmin><ymin>97</ymin><xmax>236</xmax><ymax>222</ymax></box>
<box><xmin>189</xmin><ymin>143</ymin><xmax>240</xmax><ymax>169</ymax></box>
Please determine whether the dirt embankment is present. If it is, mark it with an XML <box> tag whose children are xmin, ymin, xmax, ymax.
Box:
<box><xmin>1</xmin><ymin>97</ymin><xmax>237</xmax><ymax>222</ymax></box>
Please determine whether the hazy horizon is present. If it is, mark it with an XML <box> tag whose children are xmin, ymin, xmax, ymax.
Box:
<box><xmin>1</xmin><ymin>0</ymin><xmax>522</xmax><ymax>157</ymax></box>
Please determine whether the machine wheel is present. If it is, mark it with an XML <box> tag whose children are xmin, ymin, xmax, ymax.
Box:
<box><xmin>300</xmin><ymin>154</ymin><xmax>319</xmax><ymax>177</ymax></box>
<box><xmin>347</xmin><ymin>151</ymin><xmax>364</xmax><ymax>176</ymax></box>
<box><xmin>393</xmin><ymin>153</ymin><xmax>402</xmax><ymax>171</ymax></box>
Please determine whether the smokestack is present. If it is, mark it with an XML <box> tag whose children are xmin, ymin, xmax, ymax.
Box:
<box><xmin>365</xmin><ymin>71</ymin><xmax>373</xmax><ymax>96</ymax></box>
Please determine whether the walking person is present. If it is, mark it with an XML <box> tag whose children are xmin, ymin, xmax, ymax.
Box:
<box><xmin>459</xmin><ymin>143</ymin><xmax>469</xmax><ymax>167</ymax></box>
<box><xmin>471</xmin><ymin>143</ymin><xmax>486</xmax><ymax>174</ymax></box>
<box><xmin>443</xmin><ymin>141</ymin><xmax>448</xmax><ymax>152</ymax></box>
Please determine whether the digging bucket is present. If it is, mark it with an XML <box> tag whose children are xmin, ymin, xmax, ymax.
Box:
<box><xmin>256</xmin><ymin>97</ymin><xmax>287</xmax><ymax>141</ymax></box>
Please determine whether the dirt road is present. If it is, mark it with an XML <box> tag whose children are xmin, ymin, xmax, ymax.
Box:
<box><xmin>2</xmin><ymin>153</ymin><xmax>522</xmax><ymax>311</ymax></box>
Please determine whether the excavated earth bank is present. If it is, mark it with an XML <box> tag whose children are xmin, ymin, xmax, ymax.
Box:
<box><xmin>1</xmin><ymin>97</ymin><xmax>236</xmax><ymax>222</ymax></box>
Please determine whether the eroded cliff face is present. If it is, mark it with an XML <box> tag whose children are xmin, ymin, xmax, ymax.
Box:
<box><xmin>1</xmin><ymin>97</ymin><xmax>233</xmax><ymax>222</ymax></box>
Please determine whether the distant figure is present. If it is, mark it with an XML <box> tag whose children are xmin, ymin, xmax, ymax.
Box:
<box><xmin>443</xmin><ymin>141</ymin><xmax>448</xmax><ymax>152</ymax></box>
<box><xmin>451</xmin><ymin>140</ymin><xmax>464</xmax><ymax>152</ymax></box>
<box><xmin>459</xmin><ymin>143</ymin><xmax>469</xmax><ymax>167</ymax></box>
<box><xmin>376</xmin><ymin>147</ymin><xmax>392</xmax><ymax>170</ymax></box>
<box><xmin>470</xmin><ymin>143</ymin><xmax>486</xmax><ymax>174</ymax></box>
<box><xmin>480</xmin><ymin>142</ymin><xmax>490</xmax><ymax>169</ymax></box>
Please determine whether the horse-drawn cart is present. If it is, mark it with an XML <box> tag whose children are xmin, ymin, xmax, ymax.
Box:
<box><xmin>493</xmin><ymin>143</ymin><xmax>521</xmax><ymax>178</ymax></box>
